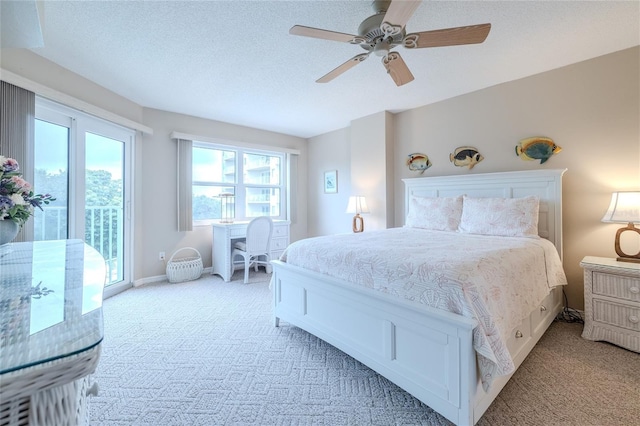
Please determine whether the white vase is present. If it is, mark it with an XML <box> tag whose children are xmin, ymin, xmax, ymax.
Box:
<box><xmin>0</xmin><ymin>220</ymin><xmax>20</xmax><ymax>245</ymax></box>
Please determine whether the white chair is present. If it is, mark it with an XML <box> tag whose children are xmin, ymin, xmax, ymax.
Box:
<box><xmin>232</xmin><ymin>216</ymin><xmax>273</xmax><ymax>283</ymax></box>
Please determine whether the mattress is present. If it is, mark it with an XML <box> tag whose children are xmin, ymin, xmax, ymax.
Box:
<box><xmin>279</xmin><ymin>227</ymin><xmax>568</xmax><ymax>388</ymax></box>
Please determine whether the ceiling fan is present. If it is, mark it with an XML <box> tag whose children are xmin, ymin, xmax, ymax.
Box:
<box><xmin>290</xmin><ymin>0</ymin><xmax>491</xmax><ymax>87</ymax></box>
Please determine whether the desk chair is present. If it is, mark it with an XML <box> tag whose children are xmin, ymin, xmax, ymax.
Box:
<box><xmin>232</xmin><ymin>216</ymin><xmax>273</xmax><ymax>283</ymax></box>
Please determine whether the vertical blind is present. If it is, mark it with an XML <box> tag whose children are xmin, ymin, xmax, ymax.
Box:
<box><xmin>176</xmin><ymin>138</ymin><xmax>193</xmax><ymax>232</ymax></box>
<box><xmin>0</xmin><ymin>80</ymin><xmax>35</xmax><ymax>241</ymax></box>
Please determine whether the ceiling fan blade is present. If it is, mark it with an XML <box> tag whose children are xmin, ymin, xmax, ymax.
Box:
<box><xmin>381</xmin><ymin>0</ymin><xmax>421</xmax><ymax>36</ymax></box>
<box><xmin>290</xmin><ymin>25</ymin><xmax>360</xmax><ymax>43</ymax></box>
<box><xmin>382</xmin><ymin>52</ymin><xmax>414</xmax><ymax>87</ymax></box>
<box><xmin>317</xmin><ymin>53</ymin><xmax>370</xmax><ymax>83</ymax></box>
<box><xmin>404</xmin><ymin>23</ymin><xmax>491</xmax><ymax>49</ymax></box>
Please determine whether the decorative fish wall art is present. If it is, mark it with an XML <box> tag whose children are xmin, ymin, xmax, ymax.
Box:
<box><xmin>450</xmin><ymin>146</ymin><xmax>484</xmax><ymax>170</ymax></box>
<box><xmin>406</xmin><ymin>153</ymin><xmax>432</xmax><ymax>174</ymax></box>
<box><xmin>516</xmin><ymin>137</ymin><xmax>562</xmax><ymax>164</ymax></box>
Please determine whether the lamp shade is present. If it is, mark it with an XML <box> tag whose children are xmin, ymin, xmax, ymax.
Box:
<box><xmin>601</xmin><ymin>191</ymin><xmax>640</xmax><ymax>223</ymax></box>
<box><xmin>346</xmin><ymin>196</ymin><xmax>370</xmax><ymax>214</ymax></box>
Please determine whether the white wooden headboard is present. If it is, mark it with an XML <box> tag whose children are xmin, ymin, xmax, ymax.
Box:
<box><xmin>402</xmin><ymin>169</ymin><xmax>567</xmax><ymax>258</ymax></box>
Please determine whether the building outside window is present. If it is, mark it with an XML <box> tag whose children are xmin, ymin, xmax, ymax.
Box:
<box><xmin>192</xmin><ymin>143</ymin><xmax>286</xmax><ymax>223</ymax></box>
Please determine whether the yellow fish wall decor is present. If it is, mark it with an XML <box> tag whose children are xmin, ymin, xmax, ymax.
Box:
<box><xmin>516</xmin><ymin>137</ymin><xmax>562</xmax><ymax>164</ymax></box>
<box><xmin>406</xmin><ymin>153</ymin><xmax>432</xmax><ymax>174</ymax></box>
<box><xmin>450</xmin><ymin>146</ymin><xmax>484</xmax><ymax>170</ymax></box>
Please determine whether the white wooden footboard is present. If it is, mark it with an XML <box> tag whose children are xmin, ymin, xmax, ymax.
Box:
<box><xmin>271</xmin><ymin>260</ymin><xmax>563</xmax><ymax>426</ymax></box>
<box><xmin>272</xmin><ymin>169</ymin><xmax>566</xmax><ymax>425</ymax></box>
<box><xmin>272</xmin><ymin>259</ymin><xmax>479</xmax><ymax>425</ymax></box>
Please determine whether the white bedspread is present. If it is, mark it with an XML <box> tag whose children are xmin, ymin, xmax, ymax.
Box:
<box><xmin>279</xmin><ymin>227</ymin><xmax>567</xmax><ymax>389</ymax></box>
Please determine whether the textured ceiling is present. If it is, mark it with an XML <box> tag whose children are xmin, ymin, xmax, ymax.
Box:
<box><xmin>23</xmin><ymin>1</ymin><xmax>640</xmax><ymax>138</ymax></box>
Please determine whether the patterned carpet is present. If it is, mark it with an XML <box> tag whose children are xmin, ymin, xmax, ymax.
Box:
<box><xmin>89</xmin><ymin>270</ymin><xmax>639</xmax><ymax>425</ymax></box>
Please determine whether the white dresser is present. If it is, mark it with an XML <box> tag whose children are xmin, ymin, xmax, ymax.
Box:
<box><xmin>580</xmin><ymin>256</ymin><xmax>640</xmax><ymax>352</ymax></box>
<box><xmin>211</xmin><ymin>220</ymin><xmax>290</xmax><ymax>282</ymax></box>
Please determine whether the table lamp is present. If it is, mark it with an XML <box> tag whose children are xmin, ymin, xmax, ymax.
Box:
<box><xmin>346</xmin><ymin>196</ymin><xmax>369</xmax><ymax>233</ymax></box>
<box><xmin>219</xmin><ymin>193</ymin><xmax>235</xmax><ymax>223</ymax></box>
<box><xmin>601</xmin><ymin>191</ymin><xmax>640</xmax><ymax>263</ymax></box>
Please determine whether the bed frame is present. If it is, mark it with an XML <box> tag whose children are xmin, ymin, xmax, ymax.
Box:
<box><xmin>271</xmin><ymin>169</ymin><xmax>567</xmax><ymax>425</ymax></box>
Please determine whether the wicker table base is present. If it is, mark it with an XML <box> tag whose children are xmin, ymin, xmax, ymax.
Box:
<box><xmin>0</xmin><ymin>344</ymin><xmax>101</xmax><ymax>426</ymax></box>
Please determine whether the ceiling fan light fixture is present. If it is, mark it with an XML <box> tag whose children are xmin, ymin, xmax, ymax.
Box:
<box><xmin>373</xmin><ymin>40</ymin><xmax>392</xmax><ymax>57</ymax></box>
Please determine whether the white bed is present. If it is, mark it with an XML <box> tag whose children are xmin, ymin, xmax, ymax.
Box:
<box><xmin>271</xmin><ymin>169</ymin><xmax>567</xmax><ymax>425</ymax></box>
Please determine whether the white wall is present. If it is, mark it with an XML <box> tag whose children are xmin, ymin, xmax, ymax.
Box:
<box><xmin>1</xmin><ymin>49</ymin><xmax>144</xmax><ymax>123</ymax></box>
<box><xmin>306</xmin><ymin>127</ymin><xmax>352</xmax><ymax>236</ymax></box>
<box><xmin>307</xmin><ymin>111</ymin><xmax>397</xmax><ymax>236</ymax></box>
<box><xmin>1</xmin><ymin>50</ymin><xmax>308</xmax><ymax>282</ymax></box>
<box><xmin>308</xmin><ymin>46</ymin><xmax>640</xmax><ymax>310</ymax></box>
<box><xmin>350</xmin><ymin>111</ymin><xmax>394</xmax><ymax>231</ymax></box>
<box><xmin>393</xmin><ymin>47</ymin><xmax>639</xmax><ymax>310</ymax></box>
<box><xmin>3</xmin><ymin>46</ymin><xmax>638</xmax><ymax>308</ymax></box>
<box><xmin>138</xmin><ymin>109</ymin><xmax>308</xmax><ymax>279</ymax></box>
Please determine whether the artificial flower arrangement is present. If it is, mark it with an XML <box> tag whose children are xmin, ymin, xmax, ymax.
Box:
<box><xmin>0</xmin><ymin>156</ymin><xmax>55</xmax><ymax>226</ymax></box>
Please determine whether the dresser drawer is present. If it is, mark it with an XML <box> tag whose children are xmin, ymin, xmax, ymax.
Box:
<box><xmin>229</xmin><ymin>227</ymin><xmax>247</xmax><ymax>238</ymax></box>
<box><xmin>506</xmin><ymin>319</ymin><xmax>531</xmax><ymax>357</ymax></box>
<box><xmin>271</xmin><ymin>237</ymin><xmax>289</xmax><ymax>251</ymax></box>
<box><xmin>592</xmin><ymin>299</ymin><xmax>640</xmax><ymax>332</ymax></box>
<box><xmin>593</xmin><ymin>272</ymin><xmax>640</xmax><ymax>302</ymax></box>
<box><xmin>272</xmin><ymin>224</ymin><xmax>289</xmax><ymax>238</ymax></box>
<box><xmin>531</xmin><ymin>290</ymin><xmax>555</xmax><ymax>334</ymax></box>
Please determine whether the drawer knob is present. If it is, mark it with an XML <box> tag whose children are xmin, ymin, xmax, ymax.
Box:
<box><xmin>629</xmin><ymin>316</ymin><xmax>639</xmax><ymax>324</ymax></box>
<box><xmin>540</xmin><ymin>305</ymin><xmax>547</xmax><ymax>312</ymax></box>
<box><xmin>630</xmin><ymin>286</ymin><xmax>640</xmax><ymax>294</ymax></box>
<box><xmin>515</xmin><ymin>330</ymin><xmax>523</xmax><ymax>338</ymax></box>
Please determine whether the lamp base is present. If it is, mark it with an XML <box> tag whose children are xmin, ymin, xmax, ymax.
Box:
<box><xmin>352</xmin><ymin>214</ymin><xmax>364</xmax><ymax>233</ymax></box>
<box><xmin>614</xmin><ymin>223</ymin><xmax>640</xmax><ymax>263</ymax></box>
<box><xmin>616</xmin><ymin>256</ymin><xmax>640</xmax><ymax>264</ymax></box>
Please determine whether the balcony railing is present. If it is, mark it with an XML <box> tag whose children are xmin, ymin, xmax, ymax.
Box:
<box><xmin>35</xmin><ymin>206</ymin><xmax>123</xmax><ymax>285</ymax></box>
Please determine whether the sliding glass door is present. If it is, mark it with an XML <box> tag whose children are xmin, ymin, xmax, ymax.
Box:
<box><xmin>84</xmin><ymin>131</ymin><xmax>127</xmax><ymax>284</ymax></box>
<box><xmin>34</xmin><ymin>98</ymin><xmax>133</xmax><ymax>287</ymax></box>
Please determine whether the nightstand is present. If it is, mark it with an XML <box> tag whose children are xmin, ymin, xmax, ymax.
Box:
<box><xmin>580</xmin><ymin>256</ymin><xmax>640</xmax><ymax>352</ymax></box>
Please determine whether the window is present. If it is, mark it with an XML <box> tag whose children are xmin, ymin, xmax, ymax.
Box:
<box><xmin>192</xmin><ymin>143</ymin><xmax>286</xmax><ymax>223</ymax></box>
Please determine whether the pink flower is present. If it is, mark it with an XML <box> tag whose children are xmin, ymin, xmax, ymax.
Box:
<box><xmin>10</xmin><ymin>176</ymin><xmax>31</xmax><ymax>192</ymax></box>
<box><xmin>1</xmin><ymin>157</ymin><xmax>19</xmax><ymax>172</ymax></box>
<box><xmin>0</xmin><ymin>156</ymin><xmax>55</xmax><ymax>225</ymax></box>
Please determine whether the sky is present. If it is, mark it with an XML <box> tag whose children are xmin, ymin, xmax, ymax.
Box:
<box><xmin>35</xmin><ymin>119</ymin><xmax>124</xmax><ymax>180</ymax></box>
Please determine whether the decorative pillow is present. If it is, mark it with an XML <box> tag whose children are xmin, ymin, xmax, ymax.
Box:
<box><xmin>459</xmin><ymin>195</ymin><xmax>540</xmax><ymax>238</ymax></box>
<box><xmin>405</xmin><ymin>195</ymin><xmax>463</xmax><ymax>231</ymax></box>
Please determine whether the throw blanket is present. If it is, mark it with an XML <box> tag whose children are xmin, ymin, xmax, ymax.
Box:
<box><xmin>279</xmin><ymin>228</ymin><xmax>568</xmax><ymax>389</ymax></box>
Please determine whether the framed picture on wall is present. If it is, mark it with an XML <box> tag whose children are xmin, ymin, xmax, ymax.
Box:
<box><xmin>324</xmin><ymin>170</ymin><xmax>338</xmax><ymax>194</ymax></box>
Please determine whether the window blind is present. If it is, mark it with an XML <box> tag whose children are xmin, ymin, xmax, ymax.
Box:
<box><xmin>176</xmin><ymin>138</ymin><xmax>193</xmax><ymax>232</ymax></box>
<box><xmin>1</xmin><ymin>80</ymin><xmax>35</xmax><ymax>241</ymax></box>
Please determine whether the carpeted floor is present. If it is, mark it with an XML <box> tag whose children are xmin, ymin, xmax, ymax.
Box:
<box><xmin>89</xmin><ymin>271</ymin><xmax>640</xmax><ymax>425</ymax></box>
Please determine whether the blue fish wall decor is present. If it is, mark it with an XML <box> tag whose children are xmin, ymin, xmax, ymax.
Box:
<box><xmin>450</xmin><ymin>146</ymin><xmax>484</xmax><ymax>170</ymax></box>
<box><xmin>516</xmin><ymin>137</ymin><xmax>562</xmax><ymax>164</ymax></box>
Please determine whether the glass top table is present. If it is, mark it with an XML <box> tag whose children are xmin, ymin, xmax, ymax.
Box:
<box><xmin>0</xmin><ymin>239</ymin><xmax>105</xmax><ymax>375</ymax></box>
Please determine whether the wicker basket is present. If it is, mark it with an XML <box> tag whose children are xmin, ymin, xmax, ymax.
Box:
<box><xmin>166</xmin><ymin>247</ymin><xmax>203</xmax><ymax>283</ymax></box>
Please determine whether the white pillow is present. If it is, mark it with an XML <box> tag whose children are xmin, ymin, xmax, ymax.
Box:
<box><xmin>405</xmin><ymin>195</ymin><xmax>463</xmax><ymax>231</ymax></box>
<box><xmin>459</xmin><ymin>195</ymin><xmax>540</xmax><ymax>238</ymax></box>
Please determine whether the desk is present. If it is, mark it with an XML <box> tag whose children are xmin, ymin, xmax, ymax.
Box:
<box><xmin>211</xmin><ymin>221</ymin><xmax>290</xmax><ymax>282</ymax></box>
<box><xmin>0</xmin><ymin>240</ymin><xmax>105</xmax><ymax>426</ymax></box>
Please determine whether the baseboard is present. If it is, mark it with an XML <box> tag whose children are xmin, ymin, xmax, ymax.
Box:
<box><xmin>133</xmin><ymin>275</ymin><xmax>166</xmax><ymax>287</ymax></box>
<box><xmin>134</xmin><ymin>267</ymin><xmax>212</xmax><ymax>287</ymax></box>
